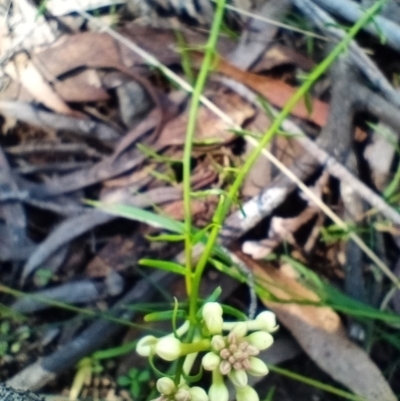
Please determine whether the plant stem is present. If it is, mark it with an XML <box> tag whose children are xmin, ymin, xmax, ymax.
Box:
<box><xmin>190</xmin><ymin>0</ymin><xmax>387</xmax><ymax>309</ymax></box>
<box><xmin>185</xmin><ymin>0</ymin><xmax>227</xmax><ymax>321</ymax></box>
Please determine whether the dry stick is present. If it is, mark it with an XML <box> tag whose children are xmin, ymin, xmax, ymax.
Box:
<box><xmin>75</xmin><ymin>10</ymin><xmax>400</xmax><ymax>288</ymax></box>
<box><xmin>319</xmin><ymin>58</ymin><xmax>367</xmax><ymax>306</ymax></box>
<box><xmin>228</xmin><ymin>0</ymin><xmax>292</xmax><ymax>70</ymax></box>
<box><xmin>0</xmin><ymin>146</ymin><xmax>28</xmax><ymax>249</ymax></box>
<box><xmin>7</xmin><ymin>269</ymin><xmax>174</xmax><ymax>390</ymax></box>
<box><xmin>220</xmin><ymin>75</ymin><xmax>400</xmax><ymax>288</ymax></box>
<box><xmin>310</xmin><ymin>0</ymin><xmax>400</xmax><ymax>54</ymax></box>
<box><xmin>291</xmin><ymin>0</ymin><xmax>400</xmax><ymax>108</ymax></box>
<box><xmin>218</xmin><ymin>75</ymin><xmax>400</xmax><ymax>226</ymax></box>
<box><xmin>220</xmin><ymin>1</ymin><xmax>328</xmax><ymax>41</ymax></box>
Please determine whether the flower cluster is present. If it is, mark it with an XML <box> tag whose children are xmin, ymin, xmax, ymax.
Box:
<box><xmin>136</xmin><ymin>303</ymin><xmax>278</xmax><ymax>401</ymax></box>
<box><xmin>153</xmin><ymin>378</ymin><xmax>208</xmax><ymax>401</ymax></box>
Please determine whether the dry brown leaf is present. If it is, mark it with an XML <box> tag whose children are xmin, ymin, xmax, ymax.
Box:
<box><xmin>119</xmin><ymin>24</ymin><xmax>236</xmax><ymax>68</ymax></box>
<box><xmin>34</xmin><ymin>32</ymin><xmax>122</xmax><ymax>77</ymax></box>
<box><xmin>252</xmin><ymin>43</ymin><xmax>315</xmax><ymax>73</ymax></box>
<box><xmin>236</xmin><ymin>252</ymin><xmax>397</xmax><ymax>401</ymax></box>
<box><xmin>214</xmin><ymin>55</ymin><xmax>328</xmax><ymax>126</ymax></box>
<box><xmin>5</xmin><ymin>54</ymin><xmax>78</xmax><ymax>116</ymax></box>
<box><xmin>52</xmin><ymin>69</ymin><xmax>110</xmax><ymax>102</ymax></box>
<box><xmin>157</xmin><ymin>92</ymin><xmax>254</xmax><ymax>147</ymax></box>
<box><xmin>32</xmin><ymin>32</ymin><xmax>121</xmax><ymax>103</ymax></box>
<box><xmin>242</xmin><ymin>110</ymin><xmax>308</xmax><ymax>196</ymax></box>
<box><xmin>86</xmin><ymin>236</ymin><xmax>136</xmax><ymax>278</ymax></box>
<box><xmin>162</xmin><ymin>199</ymin><xmax>207</xmax><ymax>221</ymax></box>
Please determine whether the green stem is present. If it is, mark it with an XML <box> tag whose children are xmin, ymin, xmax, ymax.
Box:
<box><xmin>190</xmin><ymin>0</ymin><xmax>387</xmax><ymax>309</ymax></box>
<box><xmin>267</xmin><ymin>364</ymin><xmax>365</xmax><ymax>401</ymax></box>
<box><xmin>180</xmin><ymin>339</ymin><xmax>211</xmax><ymax>355</ymax></box>
<box><xmin>185</xmin><ymin>0</ymin><xmax>227</xmax><ymax>321</ymax></box>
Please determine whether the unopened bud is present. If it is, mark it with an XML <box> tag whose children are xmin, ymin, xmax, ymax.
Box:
<box><xmin>136</xmin><ymin>335</ymin><xmax>157</xmax><ymax>357</ymax></box>
<box><xmin>202</xmin><ymin>352</ymin><xmax>221</xmax><ymax>371</ymax></box>
<box><xmin>246</xmin><ymin>331</ymin><xmax>273</xmax><ymax>351</ymax></box>
<box><xmin>228</xmin><ymin>369</ymin><xmax>248</xmax><ymax>388</ymax></box>
<box><xmin>211</xmin><ymin>335</ymin><xmax>226</xmax><ymax>351</ymax></box>
<box><xmin>202</xmin><ymin>302</ymin><xmax>223</xmax><ymax>335</ymax></box>
<box><xmin>255</xmin><ymin>311</ymin><xmax>278</xmax><ymax>332</ymax></box>
<box><xmin>247</xmin><ymin>357</ymin><xmax>269</xmax><ymax>377</ymax></box>
<box><xmin>235</xmin><ymin>385</ymin><xmax>259</xmax><ymax>401</ymax></box>
<box><xmin>156</xmin><ymin>377</ymin><xmax>176</xmax><ymax>395</ymax></box>
<box><xmin>155</xmin><ymin>337</ymin><xmax>182</xmax><ymax>361</ymax></box>
<box><xmin>189</xmin><ymin>386</ymin><xmax>209</xmax><ymax>401</ymax></box>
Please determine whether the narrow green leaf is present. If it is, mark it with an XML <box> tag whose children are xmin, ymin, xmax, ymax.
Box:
<box><xmin>303</xmin><ymin>91</ymin><xmax>313</xmax><ymax>117</ymax></box>
<box><xmin>140</xmin><ymin>259</ymin><xmax>187</xmax><ymax>275</ymax></box>
<box><xmin>86</xmin><ymin>200</ymin><xmax>184</xmax><ymax>233</ymax></box>
<box><xmin>144</xmin><ymin>310</ymin><xmax>187</xmax><ymax>322</ymax></box>
<box><xmin>146</xmin><ymin>233</ymin><xmax>186</xmax><ymax>242</ymax></box>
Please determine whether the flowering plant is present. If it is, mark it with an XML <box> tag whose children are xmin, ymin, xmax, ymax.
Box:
<box><xmin>136</xmin><ymin>302</ymin><xmax>278</xmax><ymax>401</ymax></box>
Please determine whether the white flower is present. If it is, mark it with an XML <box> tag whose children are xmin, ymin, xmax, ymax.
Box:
<box><xmin>136</xmin><ymin>335</ymin><xmax>158</xmax><ymax>356</ymax></box>
<box><xmin>155</xmin><ymin>337</ymin><xmax>182</xmax><ymax>361</ymax></box>
<box><xmin>156</xmin><ymin>377</ymin><xmax>176</xmax><ymax>396</ymax></box>
<box><xmin>153</xmin><ymin>381</ymin><xmax>208</xmax><ymax>401</ymax></box>
<box><xmin>202</xmin><ymin>302</ymin><xmax>223</xmax><ymax>335</ymax></box>
<box><xmin>202</xmin><ymin>352</ymin><xmax>221</xmax><ymax>371</ymax></box>
<box><xmin>246</xmin><ymin>331</ymin><xmax>273</xmax><ymax>350</ymax></box>
<box><xmin>205</xmin><ymin>328</ymin><xmax>271</xmax><ymax>381</ymax></box>
<box><xmin>235</xmin><ymin>385</ymin><xmax>259</xmax><ymax>401</ymax></box>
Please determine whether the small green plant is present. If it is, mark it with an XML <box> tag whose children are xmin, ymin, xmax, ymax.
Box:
<box><xmin>0</xmin><ymin>320</ymin><xmax>30</xmax><ymax>356</ymax></box>
<box><xmin>118</xmin><ymin>368</ymin><xmax>152</xmax><ymax>400</ymax></box>
<box><xmin>136</xmin><ymin>304</ymin><xmax>278</xmax><ymax>401</ymax></box>
<box><xmin>91</xmin><ymin>0</ymin><xmax>388</xmax><ymax>400</ymax></box>
<box><xmin>34</xmin><ymin>268</ymin><xmax>54</xmax><ymax>287</ymax></box>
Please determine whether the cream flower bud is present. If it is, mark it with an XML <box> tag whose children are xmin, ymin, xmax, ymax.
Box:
<box><xmin>155</xmin><ymin>337</ymin><xmax>182</xmax><ymax>361</ymax></box>
<box><xmin>228</xmin><ymin>369</ymin><xmax>248</xmax><ymax>388</ymax></box>
<box><xmin>202</xmin><ymin>302</ymin><xmax>223</xmax><ymax>318</ymax></box>
<box><xmin>202</xmin><ymin>302</ymin><xmax>223</xmax><ymax>335</ymax></box>
<box><xmin>236</xmin><ymin>385</ymin><xmax>259</xmax><ymax>401</ymax></box>
<box><xmin>189</xmin><ymin>386</ymin><xmax>209</xmax><ymax>401</ymax></box>
<box><xmin>136</xmin><ymin>335</ymin><xmax>158</xmax><ymax>356</ymax></box>
<box><xmin>202</xmin><ymin>352</ymin><xmax>221</xmax><ymax>371</ymax></box>
<box><xmin>156</xmin><ymin>377</ymin><xmax>176</xmax><ymax>395</ymax></box>
<box><xmin>246</xmin><ymin>331</ymin><xmax>273</xmax><ymax>351</ymax></box>
<box><xmin>230</xmin><ymin>322</ymin><xmax>248</xmax><ymax>338</ymax></box>
<box><xmin>211</xmin><ymin>335</ymin><xmax>225</xmax><ymax>351</ymax></box>
<box><xmin>219</xmin><ymin>360</ymin><xmax>232</xmax><ymax>375</ymax></box>
<box><xmin>175</xmin><ymin>388</ymin><xmax>191</xmax><ymax>401</ymax></box>
<box><xmin>208</xmin><ymin>381</ymin><xmax>228</xmax><ymax>401</ymax></box>
<box><xmin>247</xmin><ymin>356</ymin><xmax>269</xmax><ymax>377</ymax></box>
<box><xmin>255</xmin><ymin>311</ymin><xmax>278</xmax><ymax>332</ymax></box>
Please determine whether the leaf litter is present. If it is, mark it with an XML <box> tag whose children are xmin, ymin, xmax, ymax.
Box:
<box><xmin>0</xmin><ymin>1</ymin><xmax>400</xmax><ymax>401</ymax></box>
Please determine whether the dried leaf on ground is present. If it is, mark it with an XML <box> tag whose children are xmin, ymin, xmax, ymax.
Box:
<box><xmin>251</xmin><ymin>43</ymin><xmax>315</xmax><ymax>73</ymax></box>
<box><xmin>214</xmin><ymin>55</ymin><xmax>329</xmax><ymax>126</ymax></box>
<box><xmin>86</xmin><ymin>236</ymin><xmax>137</xmax><ymax>278</ymax></box>
<box><xmin>5</xmin><ymin>54</ymin><xmax>78</xmax><ymax>115</ymax></box>
<box><xmin>237</xmin><ymin>252</ymin><xmax>397</xmax><ymax>401</ymax></box>
<box><xmin>156</xmin><ymin>92</ymin><xmax>254</xmax><ymax>147</ymax></box>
